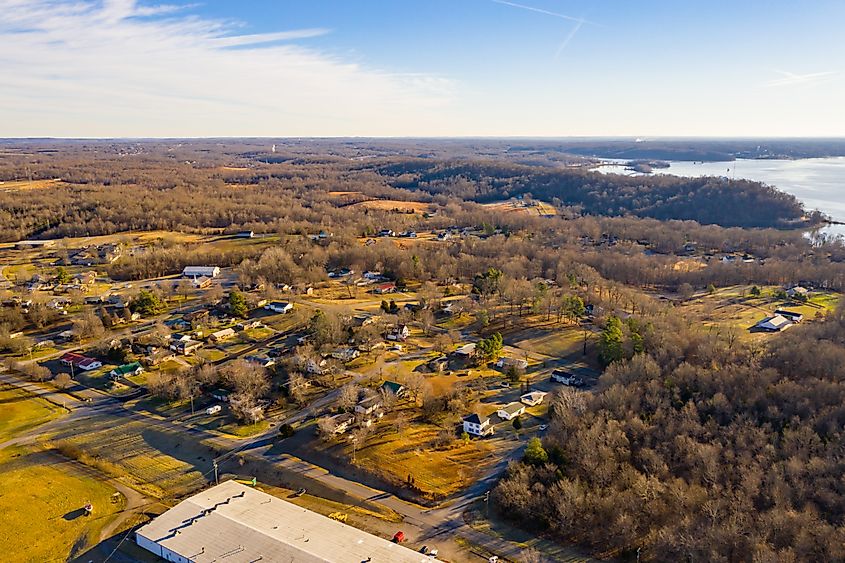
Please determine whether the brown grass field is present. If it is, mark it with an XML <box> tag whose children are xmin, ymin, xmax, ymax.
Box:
<box><xmin>0</xmin><ymin>178</ymin><xmax>65</xmax><ymax>192</ymax></box>
<box><xmin>482</xmin><ymin>200</ymin><xmax>558</xmax><ymax>216</ymax></box>
<box><xmin>353</xmin><ymin>421</ymin><xmax>494</xmax><ymax>499</ymax></box>
<box><xmin>348</xmin><ymin>199</ymin><xmax>433</xmax><ymax>213</ymax></box>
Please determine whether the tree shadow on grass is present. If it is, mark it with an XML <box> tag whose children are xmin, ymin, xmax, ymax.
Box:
<box><xmin>63</xmin><ymin>507</ymin><xmax>88</xmax><ymax>521</ymax></box>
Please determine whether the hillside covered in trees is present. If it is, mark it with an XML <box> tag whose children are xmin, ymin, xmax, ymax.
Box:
<box><xmin>380</xmin><ymin>160</ymin><xmax>808</xmax><ymax>228</ymax></box>
<box><xmin>496</xmin><ymin>308</ymin><xmax>845</xmax><ymax>562</ymax></box>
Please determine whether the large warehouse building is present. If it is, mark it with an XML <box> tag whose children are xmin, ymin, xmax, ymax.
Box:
<box><xmin>135</xmin><ymin>480</ymin><xmax>429</xmax><ymax>562</ymax></box>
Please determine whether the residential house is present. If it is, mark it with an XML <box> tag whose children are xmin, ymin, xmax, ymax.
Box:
<box><xmin>520</xmin><ymin>391</ymin><xmax>547</xmax><ymax>407</ymax></box>
<box><xmin>208</xmin><ymin>328</ymin><xmax>236</xmax><ymax>343</ymax></box>
<box><xmin>497</xmin><ymin>402</ymin><xmax>526</xmax><ymax>421</ymax></box>
<box><xmin>235</xmin><ymin>230</ymin><xmax>255</xmax><ymax>239</ymax></box>
<box><xmin>143</xmin><ymin>347</ymin><xmax>175</xmax><ymax>367</ymax></box>
<box><xmin>373</xmin><ymin>282</ymin><xmax>396</xmax><ymax>294</ymax></box>
<box><xmin>428</xmin><ymin>355</ymin><xmax>449</xmax><ymax>373</ymax></box>
<box><xmin>331</xmin><ymin>348</ymin><xmax>360</xmax><ymax>362</ymax></box>
<box><xmin>387</xmin><ymin>324</ymin><xmax>410</xmax><ymax>341</ymax></box>
<box><xmin>236</xmin><ymin>320</ymin><xmax>263</xmax><ymax>331</ymax></box>
<box><xmin>463</xmin><ymin>413</ymin><xmax>493</xmax><ymax>437</ymax></box>
<box><xmin>380</xmin><ymin>380</ymin><xmax>406</xmax><ymax>398</ymax></box>
<box><xmin>551</xmin><ymin>369</ymin><xmax>585</xmax><ymax>387</ymax></box>
<box><xmin>264</xmin><ymin>301</ymin><xmax>293</xmax><ymax>314</ymax></box>
<box><xmin>182</xmin><ymin>266</ymin><xmax>220</xmax><ymax>279</ymax></box>
<box><xmin>787</xmin><ymin>286</ymin><xmax>809</xmax><ymax>299</ymax></box>
<box><xmin>355</xmin><ymin>396</ymin><xmax>383</xmax><ymax>416</ymax></box>
<box><xmin>110</xmin><ymin>362</ymin><xmax>143</xmax><ymax>379</ymax></box>
<box><xmin>170</xmin><ymin>339</ymin><xmax>203</xmax><ymax>355</ymax></box>
<box><xmin>59</xmin><ymin>352</ymin><xmax>102</xmax><ymax>371</ymax></box>
<box><xmin>305</xmin><ymin>358</ymin><xmax>327</xmax><ymax>375</ymax></box>
<box><xmin>496</xmin><ymin>357</ymin><xmax>528</xmax><ymax>371</ymax></box>
<box><xmin>328</xmin><ymin>413</ymin><xmax>354</xmax><ymax>435</ymax></box>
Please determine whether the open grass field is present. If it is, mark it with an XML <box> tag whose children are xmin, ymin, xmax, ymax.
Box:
<box><xmin>353</xmin><ymin>422</ymin><xmax>493</xmax><ymax>499</ymax></box>
<box><xmin>0</xmin><ymin>384</ymin><xmax>63</xmax><ymax>443</ymax></box>
<box><xmin>53</xmin><ymin>416</ymin><xmax>211</xmax><ymax>499</ymax></box>
<box><xmin>677</xmin><ymin>285</ymin><xmax>841</xmax><ymax>341</ymax></box>
<box><xmin>348</xmin><ymin>199</ymin><xmax>434</xmax><ymax>213</ymax></box>
<box><xmin>506</xmin><ymin>324</ymin><xmax>596</xmax><ymax>360</ymax></box>
<box><xmin>481</xmin><ymin>200</ymin><xmax>558</xmax><ymax>217</ymax></box>
<box><xmin>0</xmin><ymin>447</ymin><xmax>121</xmax><ymax>563</ymax></box>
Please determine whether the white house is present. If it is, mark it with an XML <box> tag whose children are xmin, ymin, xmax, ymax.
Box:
<box><xmin>78</xmin><ymin>358</ymin><xmax>103</xmax><ymax>371</ymax></box>
<box><xmin>355</xmin><ymin>396</ymin><xmax>383</xmax><ymax>416</ymax></box>
<box><xmin>387</xmin><ymin>324</ymin><xmax>410</xmax><ymax>341</ymax></box>
<box><xmin>520</xmin><ymin>391</ymin><xmax>547</xmax><ymax>407</ymax></box>
<box><xmin>786</xmin><ymin>286</ymin><xmax>809</xmax><ymax>299</ymax></box>
<box><xmin>208</xmin><ymin>328</ymin><xmax>236</xmax><ymax>342</ymax></box>
<box><xmin>329</xmin><ymin>413</ymin><xmax>355</xmax><ymax>435</ymax></box>
<box><xmin>463</xmin><ymin>413</ymin><xmax>493</xmax><ymax>437</ymax></box>
<box><xmin>332</xmin><ymin>348</ymin><xmax>360</xmax><ymax>362</ymax></box>
<box><xmin>182</xmin><ymin>266</ymin><xmax>220</xmax><ymax>278</ymax></box>
<box><xmin>265</xmin><ymin>301</ymin><xmax>293</xmax><ymax>314</ymax></box>
<box><xmin>496</xmin><ymin>402</ymin><xmax>526</xmax><ymax>421</ymax></box>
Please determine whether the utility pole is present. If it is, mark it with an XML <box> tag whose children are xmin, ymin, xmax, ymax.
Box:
<box><xmin>213</xmin><ymin>460</ymin><xmax>219</xmax><ymax>485</ymax></box>
<box><xmin>483</xmin><ymin>490</ymin><xmax>490</xmax><ymax>517</ymax></box>
<box><xmin>583</xmin><ymin>328</ymin><xmax>588</xmax><ymax>356</ymax></box>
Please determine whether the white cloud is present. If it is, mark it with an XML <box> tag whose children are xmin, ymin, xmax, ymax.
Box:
<box><xmin>766</xmin><ymin>69</ymin><xmax>837</xmax><ymax>87</ymax></box>
<box><xmin>0</xmin><ymin>0</ymin><xmax>456</xmax><ymax>136</ymax></box>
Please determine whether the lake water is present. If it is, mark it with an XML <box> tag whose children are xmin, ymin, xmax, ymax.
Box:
<box><xmin>596</xmin><ymin>157</ymin><xmax>845</xmax><ymax>238</ymax></box>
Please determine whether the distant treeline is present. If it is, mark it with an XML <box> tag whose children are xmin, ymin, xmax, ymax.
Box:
<box><xmin>0</xmin><ymin>141</ymin><xmax>813</xmax><ymax>240</ymax></box>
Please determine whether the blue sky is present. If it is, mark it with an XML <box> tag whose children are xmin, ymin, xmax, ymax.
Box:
<box><xmin>1</xmin><ymin>0</ymin><xmax>843</xmax><ymax>137</ymax></box>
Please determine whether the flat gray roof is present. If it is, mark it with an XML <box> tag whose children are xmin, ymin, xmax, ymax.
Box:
<box><xmin>136</xmin><ymin>480</ymin><xmax>428</xmax><ymax>563</ymax></box>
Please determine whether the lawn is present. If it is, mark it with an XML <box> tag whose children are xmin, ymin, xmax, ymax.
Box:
<box><xmin>677</xmin><ymin>286</ymin><xmax>841</xmax><ymax>341</ymax></box>
<box><xmin>0</xmin><ymin>385</ymin><xmax>63</xmax><ymax>443</ymax></box>
<box><xmin>0</xmin><ymin>447</ymin><xmax>121</xmax><ymax>563</ymax></box>
<box><xmin>197</xmin><ymin>348</ymin><xmax>228</xmax><ymax>363</ymax></box>
<box><xmin>353</xmin><ymin>422</ymin><xmax>493</xmax><ymax>500</ymax></box>
<box><xmin>507</xmin><ymin>324</ymin><xmax>593</xmax><ymax>359</ymax></box>
<box><xmin>243</xmin><ymin>326</ymin><xmax>275</xmax><ymax>341</ymax></box>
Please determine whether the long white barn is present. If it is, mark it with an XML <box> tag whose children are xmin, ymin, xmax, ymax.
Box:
<box><xmin>135</xmin><ymin>480</ymin><xmax>428</xmax><ymax>563</ymax></box>
<box><xmin>182</xmin><ymin>266</ymin><xmax>220</xmax><ymax>278</ymax></box>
